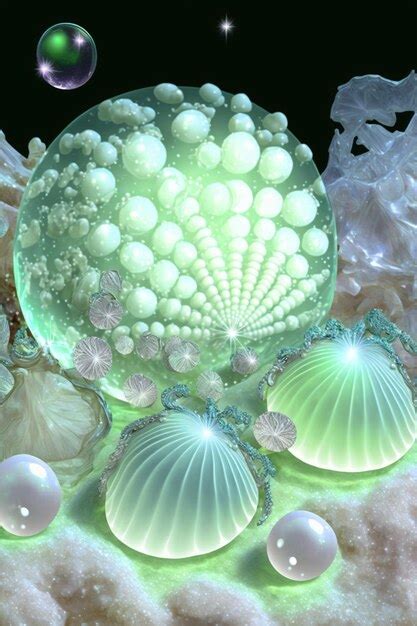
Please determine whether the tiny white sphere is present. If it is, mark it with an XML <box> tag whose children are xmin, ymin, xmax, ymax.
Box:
<box><xmin>200</xmin><ymin>182</ymin><xmax>231</xmax><ymax>215</ymax></box>
<box><xmin>272</xmin><ymin>132</ymin><xmax>289</xmax><ymax>146</ymax></box>
<box><xmin>286</xmin><ymin>254</ymin><xmax>309</xmax><ymax>278</ymax></box>
<box><xmin>295</xmin><ymin>143</ymin><xmax>313</xmax><ymax>163</ymax></box>
<box><xmin>175</xmin><ymin>196</ymin><xmax>200</xmax><ymax>222</ymax></box>
<box><xmin>224</xmin><ymin>215</ymin><xmax>251</xmax><ymax>238</ymax></box>
<box><xmin>282</xmin><ymin>190</ymin><xmax>317</xmax><ymax>227</ymax></box>
<box><xmin>120</xmin><ymin>242</ymin><xmax>154</xmax><ymax>274</ymax></box>
<box><xmin>254</xmin><ymin>218</ymin><xmax>276</xmax><ymax>240</ymax></box>
<box><xmin>221</xmin><ymin>131</ymin><xmax>260</xmax><ymax>174</ymax></box>
<box><xmin>149</xmin><ymin>260</ymin><xmax>180</xmax><ymax>295</ymax></box>
<box><xmin>154</xmin><ymin>83</ymin><xmax>184</xmax><ymax>104</ymax></box>
<box><xmin>86</xmin><ymin>223</ymin><xmax>121</xmax><ymax>257</ymax></box>
<box><xmin>93</xmin><ymin>142</ymin><xmax>118</xmax><ymax>167</ymax></box>
<box><xmin>302</xmin><ymin>228</ymin><xmax>329</xmax><ymax>256</ymax></box>
<box><xmin>174</xmin><ymin>275</ymin><xmax>197</xmax><ymax>299</ymax></box>
<box><xmin>159</xmin><ymin>297</ymin><xmax>182</xmax><ymax>319</ymax></box>
<box><xmin>173</xmin><ymin>241</ymin><xmax>198</xmax><ymax>268</ymax></box>
<box><xmin>119</xmin><ymin>196</ymin><xmax>158</xmax><ymax>234</ymax></box>
<box><xmin>126</xmin><ymin>287</ymin><xmax>157</xmax><ymax>318</ymax></box>
<box><xmin>157</xmin><ymin>168</ymin><xmax>187</xmax><ymax>208</ymax></box>
<box><xmin>272</xmin><ymin>227</ymin><xmax>300</xmax><ymax>256</ymax></box>
<box><xmin>231</xmin><ymin>93</ymin><xmax>252</xmax><ymax>112</ymax></box>
<box><xmin>81</xmin><ymin>168</ymin><xmax>116</xmax><ymax>204</ymax></box>
<box><xmin>196</xmin><ymin>141</ymin><xmax>222</xmax><ymax>169</ymax></box>
<box><xmin>263</xmin><ymin>112</ymin><xmax>288</xmax><ymax>133</ymax></box>
<box><xmin>267</xmin><ymin>510</ymin><xmax>338</xmax><ymax>581</ymax></box>
<box><xmin>259</xmin><ymin>147</ymin><xmax>293</xmax><ymax>183</ymax></box>
<box><xmin>199</xmin><ymin>83</ymin><xmax>222</xmax><ymax>103</ymax></box>
<box><xmin>131</xmin><ymin>321</ymin><xmax>149</xmax><ymax>338</ymax></box>
<box><xmin>254</xmin><ymin>187</ymin><xmax>283</xmax><ymax>218</ymax></box>
<box><xmin>111</xmin><ymin>325</ymin><xmax>130</xmax><ymax>341</ymax></box>
<box><xmin>172</xmin><ymin>110</ymin><xmax>210</xmax><ymax>144</ymax></box>
<box><xmin>0</xmin><ymin>454</ymin><xmax>61</xmax><ymax>537</ymax></box>
<box><xmin>228</xmin><ymin>113</ymin><xmax>255</xmax><ymax>134</ymax></box>
<box><xmin>152</xmin><ymin>221</ymin><xmax>183</xmax><ymax>255</ymax></box>
<box><xmin>123</xmin><ymin>132</ymin><xmax>167</xmax><ymax>179</ymax></box>
<box><xmin>150</xmin><ymin>321</ymin><xmax>165</xmax><ymax>337</ymax></box>
<box><xmin>255</xmin><ymin>129</ymin><xmax>273</xmax><ymax>147</ymax></box>
<box><xmin>226</xmin><ymin>180</ymin><xmax>253</xmax><ymax>213</ymax></box>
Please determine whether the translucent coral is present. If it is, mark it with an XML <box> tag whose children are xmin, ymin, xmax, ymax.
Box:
<box><xmin>0</xmin><ymin>326</ymin><xmax>111</xmax><ymax>484</ymax></box>
<box><xmin>0</xmin><ymin>132</ymin><xmax>45</xmax><ymax>328</ymax></box>
<box><xmin>323</xmin><ymin>72</ymin><xmax>417</xmax><ymax>376</ymax></box>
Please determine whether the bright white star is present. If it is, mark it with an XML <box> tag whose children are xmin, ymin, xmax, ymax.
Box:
<box><xmin>74</xmin><ymin>34</ymin><xmax>85</xmax><ymax>47</ymax></box>
<box><xmin>219</xmin><ymin>15</ymin><xmax>234</xmax><ymax>40</ymax></box>
<box><xmin>38</xmin><ymin>60</ymin><xmax>53</xmax><ymax>76</ymax></box>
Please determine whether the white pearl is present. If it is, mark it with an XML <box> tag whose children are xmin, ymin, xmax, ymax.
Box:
<box><xmin>152</xmin><ymin>222</ymin><xmax>183</xmax><ymax>255</ymax></box>
<box><xmin>0</xmin><ymin>454</ymin><xmax>61</xmax><ymax>537</ymax></box>
<box><xmin>119</xmin><ymin>196</ymin><xmax>158</xmax><ymax>234</ymax></box>
<box><xmin>93</xmin><ymin>142</ymin><xmax>118</xmax><ymax>167</ymax></box>
<box><xmin>126</xmin><ymin>288</ymin><xmax>157</xmax><ymax>318</ymax></box>
<box><xmin>119</xmin><ymin>242</ymin><xmax>154</xmax><ymax>273</ymax></box>
<box><xmin>81</xmin><ymin>168</ymin><xmax>115</xmax><ymax>203</ymax></box>
<box><xmin>86</xmin><ymin>223</ymin><xmax>121</xmax><ymax>257</ymax></box>
<box><xmin>221</xmin><ymin>132</ymin><xmax>260</xmax><ymax>174</ymax></box>
<box><xmin>267</xmin><ymin>510</ymin><xmax>338</xmax><ymax>581</ymax></box>
<box><xmin>171</xmin><ymin>110</ymin><xmax>210</xmax><ymax>144</ymax></box>
<box><xmin>196</xmin><ymin>141</ymin><xmax>222</xmax><ymax>170</ymax></box>
<box><xmin>226</xmin><ymin>180</ymin><xmax>253</xmax><ymax>214</ymax></box>
<box><xmin>281</xmin><ymin>190</ymin><xmax>317</xmax><ymax>227</ymax></box>
<box><xmin>258</xmin><ymin>147</ymin><xmax>293</xmax><ymax>183</ymax></box>
<box><xmin>122</xmin><ymin>132</ymin><xmax>166</xmax><ymax>179</ymax></box>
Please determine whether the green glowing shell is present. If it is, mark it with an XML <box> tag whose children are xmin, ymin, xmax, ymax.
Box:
<box><xmin>14</xmin><ymin>83</ymin><xmax>336</xmax><ymax>401</ymax></box>
<box><xmin>267</xmin><ymin>335</ymin><xmax>417</xmax><ymax>472</ymax></box>
<box><xmin>105</xmin><ymin>407</ymin><xmax>259</xmax><ymax>558</ymax></box>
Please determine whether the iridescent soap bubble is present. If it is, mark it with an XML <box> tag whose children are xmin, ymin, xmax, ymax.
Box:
<box><xmin>37</xmin><ymin>23</ymin><xmax>97</xmax><ymax>90</ymax></box>
<box><xmin>14</xmin><ymin>84</ymin><xmax>336</xmax><ymax>401</ymax></box>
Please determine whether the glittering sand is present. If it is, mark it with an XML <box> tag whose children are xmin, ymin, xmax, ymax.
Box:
<box><xmin>1</xmin><ymin>392</ymin><xmax>417</xmax><ymax>625</ymax></box>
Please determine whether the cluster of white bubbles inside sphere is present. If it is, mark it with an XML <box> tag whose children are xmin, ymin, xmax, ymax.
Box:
<box><xmin>14</xmin><ymin>83</ymin><xmax>336</xmax><ymax>401</ymax></box>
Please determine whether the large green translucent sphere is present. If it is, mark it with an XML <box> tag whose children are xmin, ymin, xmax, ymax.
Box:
<box><xmin>14</xmin><ymin>84</ymin><xmax>336</xmax><ymax>400</ymax></box>
<box><xmin>267</xmin><ymin>336</ymin><xmax>417</xmax><ymax>472</ymax></box>
<box><xmin>105</xmin><ymin>407</ymin><xmax>258</xmax><ymax>558</ymax></box>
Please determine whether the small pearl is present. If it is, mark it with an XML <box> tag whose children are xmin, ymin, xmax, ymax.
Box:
<box><xmin>0</xmin><ymin>454</ymin><xmax>61</xmax><ymax>537</ymax></box>
<box><xmin>267</xmin><ymin>510</ymin><xmax>338</xmax><ymax>581</ymax></box>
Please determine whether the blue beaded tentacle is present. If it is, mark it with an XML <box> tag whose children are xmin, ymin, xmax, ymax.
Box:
<box><xmin>161</xmin><ymin>383</ymin><xmax>189</xmax><ymax>410</ymax></box>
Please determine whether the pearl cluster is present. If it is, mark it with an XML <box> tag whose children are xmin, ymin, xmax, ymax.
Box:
<box><xmin>15</xmin><ymin>82</ymin><xmax>336</xmax><ymax>398</ymax></box>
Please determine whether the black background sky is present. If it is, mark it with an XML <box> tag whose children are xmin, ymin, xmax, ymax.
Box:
<box><xmin>1</xmin><ymin>0</ymin><xmax>417</xmax><ymax>171</ymax></box>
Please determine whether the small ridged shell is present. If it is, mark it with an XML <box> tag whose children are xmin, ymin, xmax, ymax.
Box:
<box><xmin>99</xmin><ymin>270</ymin><xmax>123</xmax><ymax>297</ymax></box>
<box><xmin>123</xmin><ymin>374</ymin><xmax>157</xmax><ymax>408</ymax></box>
<box><xmin>196</xmin><ymin>370</ymin><xmax>224</xmax><ymax>401</ymax></box>
<box><xmin>105</xmin><ymin>408</ymin><xmax>259</xmax><ymax>558</ymax></box>
<box><xmin>73</xmin><ymin>337</ymin><xmax>112</xmax><ymax>380</ymax></box>
<box><xmin>89</xmin><ymin>293</ymin><xmax>124</xmax><ymax>330</ymax></box>
<box><xmin>231</xmin><ymin>347</ymin><xmax>259</xmax><ymax>375</ymax></box>
<box><xmin>253</xmin><ymin>411</ymin><xmax>296</xmax><ymax>452</ymax></box>
<box><xmin>136</xmin><ymin>332</ymin><xmax>161</xmax><ymax>360</ymax></box>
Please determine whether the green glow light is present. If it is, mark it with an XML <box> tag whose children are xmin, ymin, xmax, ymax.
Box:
<box><xmin>265</xmin><ymin>316</ymin><xmax>417</xmax><ymax>472</ymax></box>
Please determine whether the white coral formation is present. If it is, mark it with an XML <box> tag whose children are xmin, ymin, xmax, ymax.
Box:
<box><xmin>168</xmin><ymin>579</ymin><xmax>275</xmax><ymax>626</ymax></box>
<box><xmin>323</xmin><ymin>72</ymin><xmax>417</xmax><ymax>373</ymax></box>
<box><xmin>0</xmin><ymin>131</ymin><xmax>45</xmax><ymax>322</ymax></box>
<box><xmin>296</xmin><ymin>468</ymin><xmax>417</xmax><ymax>625</ymax></box>
<box><xmin>0</xmin><ymin>527</ymin><xmax>171</xmax><ymax>626</ymax></box>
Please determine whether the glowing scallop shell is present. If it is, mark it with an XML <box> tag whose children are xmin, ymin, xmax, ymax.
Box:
<box><xmin>263</xmin><ymin>312</ymin><xmax>417</xmax><ymax>472</ymax></box>
<box><xmin>104</xmin><ymin>399</ymin><xmax>260</xmax><ymax>558</ymax></box>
